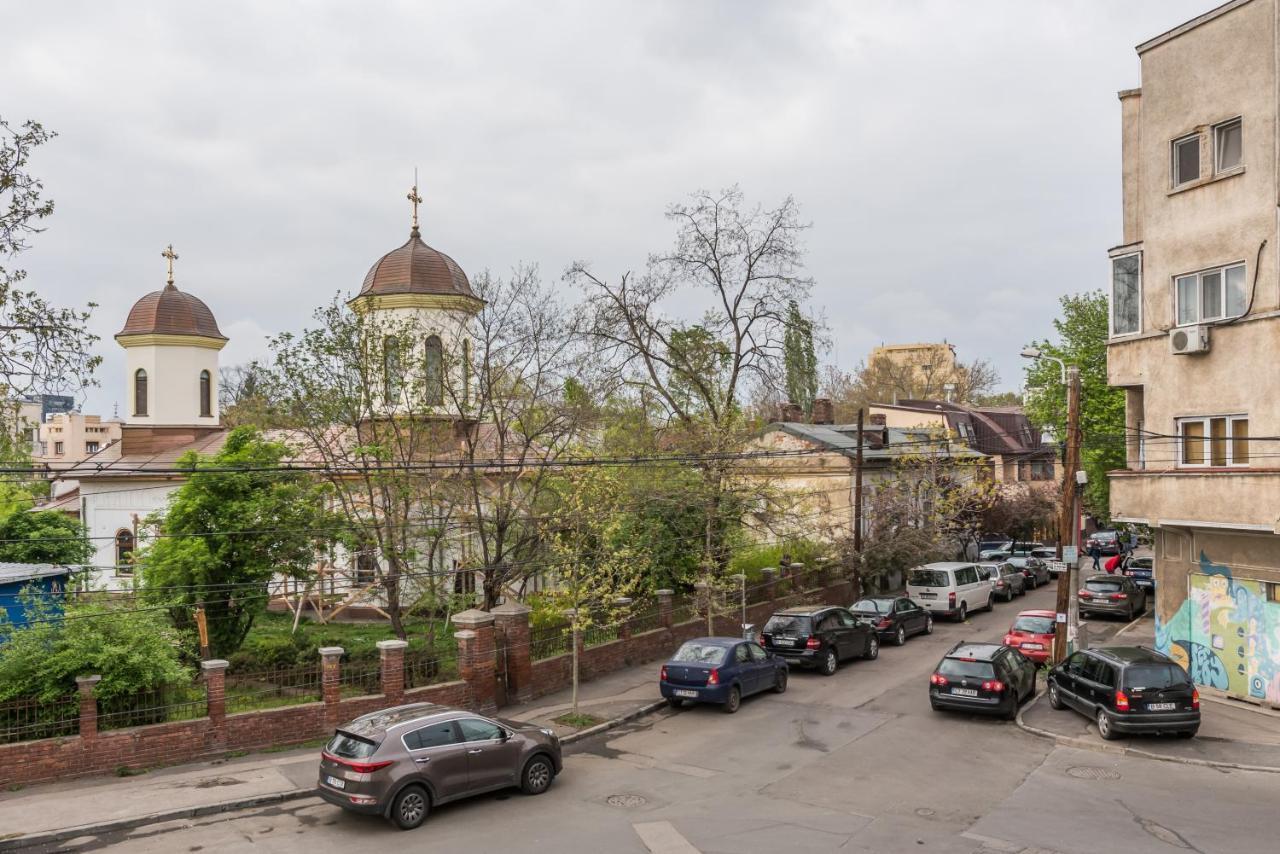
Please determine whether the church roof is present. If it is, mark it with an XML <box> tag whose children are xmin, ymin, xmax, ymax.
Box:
<box><xmin>358</xmin><ymin>228</ymin><xmax>474</xmax><ymax>299</ymax></box>
<box><xmin>117</xmin><ymin>283</ymin><xmax>226</xmax><ymax>340</ymax></box>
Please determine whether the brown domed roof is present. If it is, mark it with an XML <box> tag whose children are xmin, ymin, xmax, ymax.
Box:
<box><xmin>359</xmin><ymin>228</ymin><xmax>473</xmax><ymax>298</ymax></box>
<box><xmin>116</xmin><ymin>284</ymin><xmax>226</xmax><ymax>340</ymax></box>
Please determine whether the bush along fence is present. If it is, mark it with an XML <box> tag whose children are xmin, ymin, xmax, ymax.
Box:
<box><xmin>0</xmin><ymin>565</ymin><xmax>855</xmax><ymax>787</ymax></box>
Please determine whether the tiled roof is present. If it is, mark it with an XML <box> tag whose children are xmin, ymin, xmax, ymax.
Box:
<box><xmin>359</xmin><ymin>230</ymin><xmax>474</xmax><ymax>299</ymax></box>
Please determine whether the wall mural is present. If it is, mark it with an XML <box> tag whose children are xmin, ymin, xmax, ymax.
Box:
<box><xmin>1155</xmin><ymin>552</ymin><xmax>1280</xmax><ymax>703</ymax></box>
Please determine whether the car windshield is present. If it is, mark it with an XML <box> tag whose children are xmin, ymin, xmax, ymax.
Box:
<box><xmin>763</xmin><ymin>615</ymin><xmax>812</xmax><ymax>635</ymax></box>
<box><xmin>327</xmin><ymin>731</ymin><xmax>378</xmax><ymax>759</ymax></box>
<box><xmin>851</xmin><ymin>599</ymin><xmax>891</xmax><ymax>614</ymax></box>
<box><xmin>1130</xmin><ymin>558</ymin><xmax>1153</xmax><ymax>569</ymax></box>
<box><xmin>1095</xmin><ymin>532</ymin><xmax>1118</xmax><ymax>542</ymax></box>
<box><xmin>672</xmin><ymin>642</ymin><xmax>728</xmax><ymax>664</ymax></box>
<box><xmin>938</xmin><ymin>658</ymin><xmax>995</xmax><ymax>679</ymax></box>
<box><xmin>1085</xmin><ymin>579</ymin><xmax>1123</xmax><ymax>593</ymax></box>
<box><xmin>909</xmin><ymin>569</ymin><xmax>948</xmax><ymax>587</ymax></box>
<box><xmin>1013</xmin><ymin>615</ymin><xmax>1054</xmax><ymax>634</ymax></box>
<box><xmin>1124</xmin><ymin>664</ymin><xmax>1191</xmax><ymax>690</ymax></box>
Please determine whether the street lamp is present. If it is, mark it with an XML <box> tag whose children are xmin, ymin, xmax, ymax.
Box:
<box><xmin>1020</xmin><ymin>347</ymin><xmax>1067</xmax><ymax>385</ymax></box>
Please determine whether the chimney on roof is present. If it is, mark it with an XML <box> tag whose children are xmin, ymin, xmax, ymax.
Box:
<box><xmin>779</xmin><ymin>402</ymin><xmax>804</xmax><ymax>422</ymax></box>
<box><xmin>866</xmin><ymin>412</ymin><xmax>887</xmax><ymax>450</ymax></box>
<box><xmin>811</xmin><ymin>398</ymin><xmax>834</xmax><ymax>425</ymax></box>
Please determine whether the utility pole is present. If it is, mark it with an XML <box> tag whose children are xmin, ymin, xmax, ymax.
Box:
<box><xmin>852</xmin><ymin>408</ymin><xmax>865</xmax><ymax>599</ymax></box>
<box><xmin>1053</xmin><ymin>366</ymin><xmax>1082</xmax><ymax>664</ymax></box>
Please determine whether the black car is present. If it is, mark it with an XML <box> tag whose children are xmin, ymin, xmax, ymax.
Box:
<box><xmin>760</xmin><ymin>606</ymin><xmax>878</xmax><ymax>675</ymax></box>
<box><xmin>849</xmin><ymin>596</ymin><xmax>934</xmax><ymax>646</ymax></box>
<box><xmin>1121</xmin><ymin>553</ymin><xmax>1155</xmax><ymax>592</ymax></box>
<box><xmin>1086</xmin><ymin>530</ymin><xmax>1122</xmax><ymax>556</ymax></box>
<box><xmin>1008</xmin><ymin>556</ymin><xmax>1051</xmax><ymax>589</ymax></box>
<box><xmin>1047</xmin><ymin>646</ymin><xmax>1199</xmax><ymax>739</ymax></box>
<box><xmin>928</xmin><ymin>642</ymin><xmax>1037</xmax><ymax>719</ymax></box>
<box><xmin>979</xmin><ymin>562</ymin><xmax>1027</xmax><ymax>602</ymax></box>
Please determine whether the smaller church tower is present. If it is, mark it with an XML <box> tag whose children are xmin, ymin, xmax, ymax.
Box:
<box><xmin>115</xmin><ymin>245</ymin><xmax>226</xmax><ymax>427</ymax></box>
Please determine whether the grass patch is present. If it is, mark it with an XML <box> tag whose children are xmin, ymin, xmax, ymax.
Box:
<box><xmin>231</xmin><ymin>611</ymin><xmax>457</xmax><ymax>671</ymax></box>
<box><xmin>553</xmin><ymin>712</ymin><xmax>603</xmax><ymax>729</ymax></box>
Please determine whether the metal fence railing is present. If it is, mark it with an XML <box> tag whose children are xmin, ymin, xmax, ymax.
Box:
<box><xmin>225</xmin><ymin>664</ymin><xmax>323</xmax><ymax>715</ymax></box>
<box><xmin>0</xmin><ymin>695</ymin><xmax>80</xmax><ymax>744</ymax></box>
<box><xmin>670</xmin><ymin>595</ymin><xmax>698</xmax><ymax>626</ymax></box>
<box><xmin>405</xmin><ymin>651</ymin><xmax>459</xmax><ymax>689</ymax></box>
<box><xmin>98</xmin><ymin>684</ymin><xmax>207</xmax><ymax>731</ymax></box>
<box><xmin>530</xmin><ymin>621</ymin><xmax>572</xmax><ymax>660</ymax></box>
<box><xmin>583</xmin><ymin>622</ymin><xmax>619</xmax><ymax>648</ymax></box>
<box><xmin>338</xmin><ymin>661</ymin><xmax>383</xmax><ymax>698</ymax></box>
<box><xmin>630</xmin><ymin>602</ymin><xmax>662</xmax><ymax>634</ymax></box>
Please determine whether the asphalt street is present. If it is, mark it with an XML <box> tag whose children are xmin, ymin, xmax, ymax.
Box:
<box><xmin>78</xmin><ymin>583</ymin><xmax>1280</xmax><ymax>854</ymax></box>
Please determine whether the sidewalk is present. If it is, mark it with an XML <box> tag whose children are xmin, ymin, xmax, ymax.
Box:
<box><xmin>0</xmin><ymin>665</ymin><xmax>666</xmax><ymax>850</ymax></box>
<box><xmin>1017</xmin><ymin>612</ymin><xmax>1280</xmax><ymax>772</ymax></box>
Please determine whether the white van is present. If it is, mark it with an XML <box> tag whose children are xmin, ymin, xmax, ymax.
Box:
<box><xmin>906</xmin><ymin>562</ymin><xmax>994</xmax><ymax>622</ymax></box>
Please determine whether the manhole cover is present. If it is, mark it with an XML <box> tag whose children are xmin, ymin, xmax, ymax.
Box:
<box><xmin>1066</xmin><ymin>766</ymin><xmax>1121</xmax><ymax>781</ymax></box>
<box><xmin>606</xmin><ymin>794</ymin><xmax>647</xmax><ymax>808</ymax></box>
<box><xmin>915</xmin><ymin>808</ymin><xmax>935</xmax><ymax>818</ymax></box>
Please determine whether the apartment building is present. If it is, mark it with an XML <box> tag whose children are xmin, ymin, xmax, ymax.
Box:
<box><xmin>38</xmin><ymin>412</ymin><xmax>123</xmax><ymax>467</ymax></box>
<box><xmin>1107</xmin><ymin>0</ymin><xmax>1280</xmax><ymax>704</ymax></box>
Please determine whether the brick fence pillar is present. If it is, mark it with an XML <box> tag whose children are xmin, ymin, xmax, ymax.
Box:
<box><xmin>452</xmin><ymin>609</ymin><xmax>497</xmax><ymax>714</ymax></box>
<box><xmin>656</xmin><ymin>589</ymin><xmax>673</xmax><ymax>630</ymax></box>
<box><xmin>319</xmin><ymin>646</ymin><xmax>344</xmax><ymax>728</ymax></box>
<box><xmin>492</xmin><ymin>602</ymin><xmax>533</xmax><ymax>703</ymax></box>
<box><xmin>614</xmin><ymin>596</ymin><xmax>634</xmax><ymax>641</ymax></box>
<box><xmin>75</xmin><ymin>675</ymin><xmax>101</xmax><ymax>743</ymax></box>
<box><xmin>761</xmin><ymin>569</ymin><xmax>777</xmax><ymax>606</ymax></box>
<box><xmin>201</xmin><ymin>659</ymin><xmax>229</xmax><ymax>743</ymax></box>
<box><xmin>378</xmin><ymin>639</ymin><xmax>408</xmax><ymax>704</ymax></box>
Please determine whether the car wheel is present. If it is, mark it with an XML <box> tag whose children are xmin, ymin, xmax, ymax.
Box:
<box><xmin>1027</xmin><ymin>576</ymin><xmax>1037</xmax><ymax>590</ymax></box>
<box><xmin>666</xmin><ymin>697</ymin><xmax>684</xmax><ymax>709</ymax></box>
<box><xmin>865</xmin><ymin>635</ymin><xmax>879</xmax><ymax>660</ymax></box>
<box><xmin>1018</xmin><ymin>585</ymin><xmax>1027</xmax><ymax>597</ymax></box>
<box><xmin>924</xmin><ymin>615</ymin><xmax>934</xmax><ymax>635</ymax></box>
<box><xmin>895</xmin><ymin>626</ymin><xmax>906</xmax><ymax>646</ymax></box>
<box><xmin>723</xmin><ymin>686</ymin><xmax>742</xmax><ymax>714</ymax></box>
<box><xmin>391</xmin><ymin>785</ymin><xmax>430</xmax><ymax>830</ymax></box>
<box><xmin>1048</xmin><ymin>681</ymin><xmax>1065</xmax><ymax>710</ymax></box>
<box><xmin>773</xmin><ymin>669</ymin><xmax>788</xmax><ymax>694</ymax></box>
<box><xmin>1097</xmin><ymin>708</ymin><xmax>1119</xmax><ymax>741</ymax></box>
<box><xmin>956</xmin><ymin>602</ymin><xmax>968</xmax><ymax>623</ymax></box>
<box><xmin>521</xmin><ymin>754</ymin><xmax>555</xmax><ymax>795</ymax></box>
<box><xmin>821</xmin><ymin>648</ymin><xmax>838</xmax><ymax>676</ymax></box>
<box><xmin>1004</xmin><ymin>693</ymin><xmax>1020</xmax><ymax>721</ymax></box>
<box><xmin>985</xmin><ymin>595</ymin><xmax>995</xmax><ymax>613</ymax></box>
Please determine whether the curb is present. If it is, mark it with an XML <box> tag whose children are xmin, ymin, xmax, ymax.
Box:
<box><xmin>0</xmin><ymin>700</ymin><xmax>668</xmax><ymax>852</ymax></box>
<box><xmin>1014</xmin><ymin>689</ymin><xmax>1280</xmax><ymax>775</ymax></box>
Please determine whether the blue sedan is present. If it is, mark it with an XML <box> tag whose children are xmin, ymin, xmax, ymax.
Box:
<box><xmin>659</xmin><ymin>637</ymin><xmax>788</xmax><ymax>713</ymax></box>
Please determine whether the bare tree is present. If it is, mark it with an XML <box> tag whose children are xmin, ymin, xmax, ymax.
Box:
<box><xmin>822</xmin><ymin>348</ymin><xmax>1000</xmax><ymax>418</ymax></box>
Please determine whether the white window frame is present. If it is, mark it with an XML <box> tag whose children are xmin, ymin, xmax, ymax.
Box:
<box><xmin>1172</xmin><ymin>132</ymin><xmax>1201</xmax><ymax>187</ymax></box>
<box><xmin>1214</xmin><ymin>117</ymin><xmax>1243</xmax><ymax>173</ymax></box>
<box><xmin>1177</xmin><ymin>415</ymin><xmax>1249</xmax><ymax>468</ymax></box>
<box><xmin>1172</xmin><ymin>261</ymin><xmax>1247</xmax><ymax>326</ymax></box>
<box><xmin>1109</xmin><ymin>251</ymin><xmax>1142</xmax><ymax>337</ymax></box>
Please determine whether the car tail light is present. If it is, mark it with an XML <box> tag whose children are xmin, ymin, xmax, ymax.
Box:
<box><xmin>1003</xmin><ymin>634</ymin><xmax>1016</xmax><ymax>645</ymax></box>
<box><xmin>323</xmin><ymin>752</ymin><xmax>393</xmax><ymax>774</ymax></box>
<box><xmin>948</xmin><ymin>592</ymin><xmax>957</xmax><ymax>607</ymax></box>
<box><xmin>1115</xmin><ymin>690</ymin><xmax>1131</xmax><ymax>712</ymax></box>
<box><xmin>806</xmin><ymin>637</ymin><xmax>821</xmax><ymax>650</ymax></box>
<box><xmin>981</xmin><ymin>680</ymin><xmax>1005</xmax><ymax>692</ymax></box>
<box><xmin>757</xmin><ymin>635</ymin><xmax>765</xmax><ymax>646</ymax></box>
<box><xmin>1109</xmin><ymin>593</ymin><xmax>1128</xmax><ymax>601</ymax></box>
<box><xmin>1078</xmin><ymin>589</ymin><xmax>1088</xmax><ymax>597</ymax></box>
<box><xmin>706</xmin><ymin>668</ymin><xmax>719</xmax><ymax>686</ymax></box>
<box><xmin>929</xmin><ymin>673</ymin><xmax>948</xmax><ymax>686</ymax></box>
<box><xmin>877</xmin><ymin>618</ymin><xmax>892</xmax><ymax>629</ymax></box>
<box><xmin>1192</xmin><ymin>688</ymin><xmax>1200</xmax><ymax>710</ymax></box>
<box><xmin>660</xmin><ymin>665</ymin><xmax>668</xmax><ymax>681</ymax></box>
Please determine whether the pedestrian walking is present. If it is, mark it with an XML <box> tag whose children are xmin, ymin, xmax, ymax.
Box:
<box><xmin>1089</xmin><ymin>542</ymin><xmax>1102</xmax><ymax>571</ymax></box>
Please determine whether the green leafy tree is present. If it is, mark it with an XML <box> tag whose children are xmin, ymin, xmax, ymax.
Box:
<box><xmin>783</xmin><ymin>300</ymin><xmax>817</xmax><ymax>416</ymax></box>
<box><xmin>1022</xmin><ymin>291</ymin><xmax>1125</xmax><ymax>519</ymax></box>
<box><xmin>140</xmin><ymin>427</ymin><xmax>332</xmax><ymax>658</ymax></box>
<box><xmin>0</xmin><ymin>509</ymin><xmax>93</xmax><ymax>564</ymax></box>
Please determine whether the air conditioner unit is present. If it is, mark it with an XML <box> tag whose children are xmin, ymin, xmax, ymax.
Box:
<box><xmin>1169</xmin><ymin>325</ymin><xmax>1210</xmax><ymax>355</ymax></box>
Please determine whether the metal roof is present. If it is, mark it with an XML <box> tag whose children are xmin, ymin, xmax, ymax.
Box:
<box><xmin>0</xmin><ymin>563</ymin><xmax>73</xmax><ymax>583</ymax></box>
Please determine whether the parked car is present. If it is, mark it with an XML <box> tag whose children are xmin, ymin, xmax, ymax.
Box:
<box><xmin>849</xmin><ymin>596</ymin><xmax>934</xmax><ymax>645</ymax></box>
<box><xmin>660</xmin><ymin>637</ymin><xmax>788</xmax><ymax>713</ymax></box>
<box><xmin>1008</xmin><ymin>556</ymin><xmax>1051</xmax><ymax>589</ymax></box>
<box><xmin>1030</xmin><ymin>547</ymin><xmax>1058</xmax><ymax>561</ymax></box>
<box><xmin>928</xmin><ymin>641</ymin><xmax>1037</xmax><ymax>719</ymax></box>
<box><xmin>1086</xmin><ymin>530</ymin><xmax>1122</xmax><ymax>556</ymax></box>
<box><xmin>1008</xmin><ymin>542</ymin><xmax>1044</xmax><ymax>558</ymax></box>
<box><xmin>1047</xmin><ymin>646</ymin><xmax>1199</xmax><ymax>740</ymax></box>
<box><xmin>907</xmin><ymin>562</ymin><xmax>995</xmax><ymax>622</ymax></box>
<box><xmin>977</xmin><ymin>537</ymin><xmax>1014</xmax><ymax>560</ymax></box>
<box><xmin>1078</xmin><ymin>574</ymin><xmax>1147</xmax><ymax>620</ymax></box>
<box><xmin>759</xmin><ymin>606</ymin><xmax>878</xmax><ymax>675</ymax></box>
<box><xmin>979</xmin><ymin>561</ymin><xmax>1027</xmax><ymax>602</ymax></box>
<box><xmin>1003</xmin><ymin>610</ymin><xmax>1056</xmax><ymax>664</ymax></box>
<box><xmin>1121</xmin><ymin>552</ymin><xmax>1155</xmax><ymax>592</ymax></box>
<box><xmin>318</xmin><ymin>703</ymin><xmax>562</xmax><ymax>830</ymax></box>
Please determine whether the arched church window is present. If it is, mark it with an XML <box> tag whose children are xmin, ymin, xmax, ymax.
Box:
<box><xmin>424</xmin><ymin>335</ymin><xmax>443</xmax><ymax>406</ymax></box>
<box><xmin>199</xmin><ymin>370</ymin><xmax>212</xmax><ymax>417</ymax></box>
<box><xmin>115</xmin><ymin>528</ymin><xmax>135</xmax><ymax>571</ymax></box>
<box><xmin>134</xmin><ymin>369</ymin><xmax>148</xmax><ymax>417</ymax></box>
<box><xmin>384</xmin><ymin>336</ymin><xmax>403</xmax><ymax>404</ymax></box>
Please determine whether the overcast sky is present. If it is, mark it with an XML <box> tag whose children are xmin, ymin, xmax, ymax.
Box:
<box><xmin>7</xmin><ymin>0</ymin><xmax>1212</xmax><ymax>415</ymax></box>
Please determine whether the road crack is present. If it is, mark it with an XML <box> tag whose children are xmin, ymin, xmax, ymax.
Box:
<box><xmin>1116</xmin><ymin>799</ymin><xmax>1205</xmax><ymax>853</ymax></box>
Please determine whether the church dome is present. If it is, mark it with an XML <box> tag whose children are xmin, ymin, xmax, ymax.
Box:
<box><xmin>359</xmin><ymin>228</ymin><xmax>474</xmax><ymax>299</ymax></box>
<box><xmin>116</xmin><ymin>283</ymin><xmax>226</xmax><ymax>340</ymax></box>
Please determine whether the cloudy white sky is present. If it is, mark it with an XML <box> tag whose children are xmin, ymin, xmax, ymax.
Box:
<box><xmin>7</xmin><ymin>0</ymin><xmax>1212</xmax><ymax>415</ymax></box>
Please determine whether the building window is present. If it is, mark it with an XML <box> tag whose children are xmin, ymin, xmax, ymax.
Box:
<box><xmin>1173</xmin><ymin>133</ymin><xmax>1200</xmax><ymax>186</ymax></box>
<box><xmin>1179</xmin><ymin>415</ymin><xmax>1248</xmax><ymax>467</ymax></box>
<box><xmin>1110</xmin><ymin>253</ymin><xmax>1141</xmax><ymax>335</ymax></box>
<box><xmin>1268</xmin><ymin>582</ymin><xmax>1280</xmax><ymax>604</ymax></box>
<box><xmin>423</xmin><ymin>335</ymin><xmax>443</xmax><ymax>406</ymax></box>
<box><xmin>452</xmin><ymin>562</ymin><xmax>476</xmax><ymax>596</ymax></box>
<box><xmin>1175</xmin><ymin>262</ymin><xmax>1246</xmax><ymax>325</ymax></box>
<box><xmin>134</xmin><ymin>369</ymin><xmax>148</xmax><ymax>416</ymax></box>
<box><xmin>1029</xmin><ymin>460</ymin><xmax>1054</xmax><ymax>481</ymax></box>
<box><xmin>354</xmin><ymin>552</ymin><xmax>378</xmax><ymax>585</ymax></box>
<box><xmin>1215</xmin><ymin>118</ymin><xmax>1242</xmax><ymax>172</ymax></box>
<box><xmin>383</xmin><ymin>336</ymin><xmax>402</xmax><ymax>404</ymax></box>
<box><xmin>54</xmin><ymin>441</ymin><xmax>64</xmax><ymax>455</ymax></box>
<box><xmin>199</xmin><ymin>370</ymin><xmax>212</xmax><ymax>417</ymax></box>
<box><xmin>115</xmin><ymin>529</ymin><xmax>135</xmax><ymax>572</ymax></box>
<box><xmin>461</xmin><ymin>338</ymin><xmax>471</xmax><ymax>407</ymax></box>
<box><xmin>85</xmin><ymin>441</ymin><xmax>99</xmax><ymax>454</ymax></box>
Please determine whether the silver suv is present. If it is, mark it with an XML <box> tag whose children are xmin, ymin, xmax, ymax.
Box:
<box><xmin>318</xmin><ymin>703</ymin><xmax>562</xmax><ymax>830</ymax></box>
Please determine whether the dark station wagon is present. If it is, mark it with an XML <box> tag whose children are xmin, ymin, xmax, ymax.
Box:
<box><xmin>759</xmin><ymin>605</ymin><xmax>879</xmax><ymax>675</ymax></box>
<box><xmin>1047</xmin><ymin>646</ymin><xmax>1199</xmax><ymax>739</ymax></box>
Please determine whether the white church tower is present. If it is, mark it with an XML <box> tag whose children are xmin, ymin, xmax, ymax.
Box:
<box><xmin>114</xmin><ymin>245</ymin><xmax>226</xmax><ymax>426</ymax></box>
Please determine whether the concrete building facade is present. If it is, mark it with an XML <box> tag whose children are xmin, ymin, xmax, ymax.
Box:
<box><xmin>1106</xmin><ymin>0</ymin><xmax>1280</xmax><ymax>705</ymax></box>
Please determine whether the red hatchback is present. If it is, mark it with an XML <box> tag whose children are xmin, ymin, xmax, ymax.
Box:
<box><xmin>1003</xmin><ymin>610</ymin><xmax>1056</xmax><ymax>664</ymax></box>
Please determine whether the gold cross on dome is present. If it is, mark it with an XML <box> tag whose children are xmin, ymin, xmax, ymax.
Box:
<box><xmin>162</xmin><ymin>244</ymin><xmax>179</xmax><ymax>286</ymax></box>
<box><xmin>407</xmin><ymin>181</ymin><xmax>423</xmax><ymax>232</ymax></box>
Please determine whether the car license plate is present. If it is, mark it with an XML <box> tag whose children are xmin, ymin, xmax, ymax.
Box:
<box><xmin>950</xmin><ymin>687</ymin><xmax>978</xmax><ymax>697</ymax></box>
<box><xmin>674</xmin><ymin>689</ymin><xmax>698</xmax><ymax>699</ymax></box>
<box><xmin>326</xmin><ymin>775</ymin><xmax>346</xmax><ymax>790</ymax></box>
<box><xmin>1148</xmin><ymin>702</ymin><xmax>1176</xmax><ymax>711</ymax></box>
<box><xmin>1022</xmin><ymin>643</ymin><xmax>1043</xmax><ymax>650</ymax></box>
<box><xmin>774</xmin><ymin>638</ymin><xmax>794</xmax><ymax>647</ymax></box>
<box><xmin>919</xmin><ymin>591</ymin><xmax>936</xmax><ymax>599</ymax></box>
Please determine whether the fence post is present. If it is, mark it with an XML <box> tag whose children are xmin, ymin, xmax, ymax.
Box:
<box><xmin>492</xmin><ymin>602</ymin><xmax>533</xmax><ymax>704</ymax></box>
<box><xmin>761</xmin><ymin>568</ymin><xmax>778</xmax><ymax>606</ymax></box>
<box><xmin>75</xmin><ymin>675</ymin><xmax>101</xmax><ymax>743</ymax></box>
<box><xmin>614</xmin><ymin>596</ymin><xmax>634</xmax><ymax>642</ymax></box>
<box><xmin>201</xmin><ymin>659</ymin><xmax>229</xmax><ymax>743</ymax></box>
<box><xmin>452</xmin><ymin>610</ymin><xmax>498</xmax><ymax>714</ymax></box>
<box><xmin>319</xmin><ymin>646</ymin><xmax>344</xmax><ymax>729</ymax></box>
<box><xmin>656</xmin><ymin>589</ymin><xmax>673</xmax><ymax>631</ymax></box>
<box><xmin>378</xmin><ymin>640</ymin><xmax>408</xmax><ymax>704</ymax></box>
